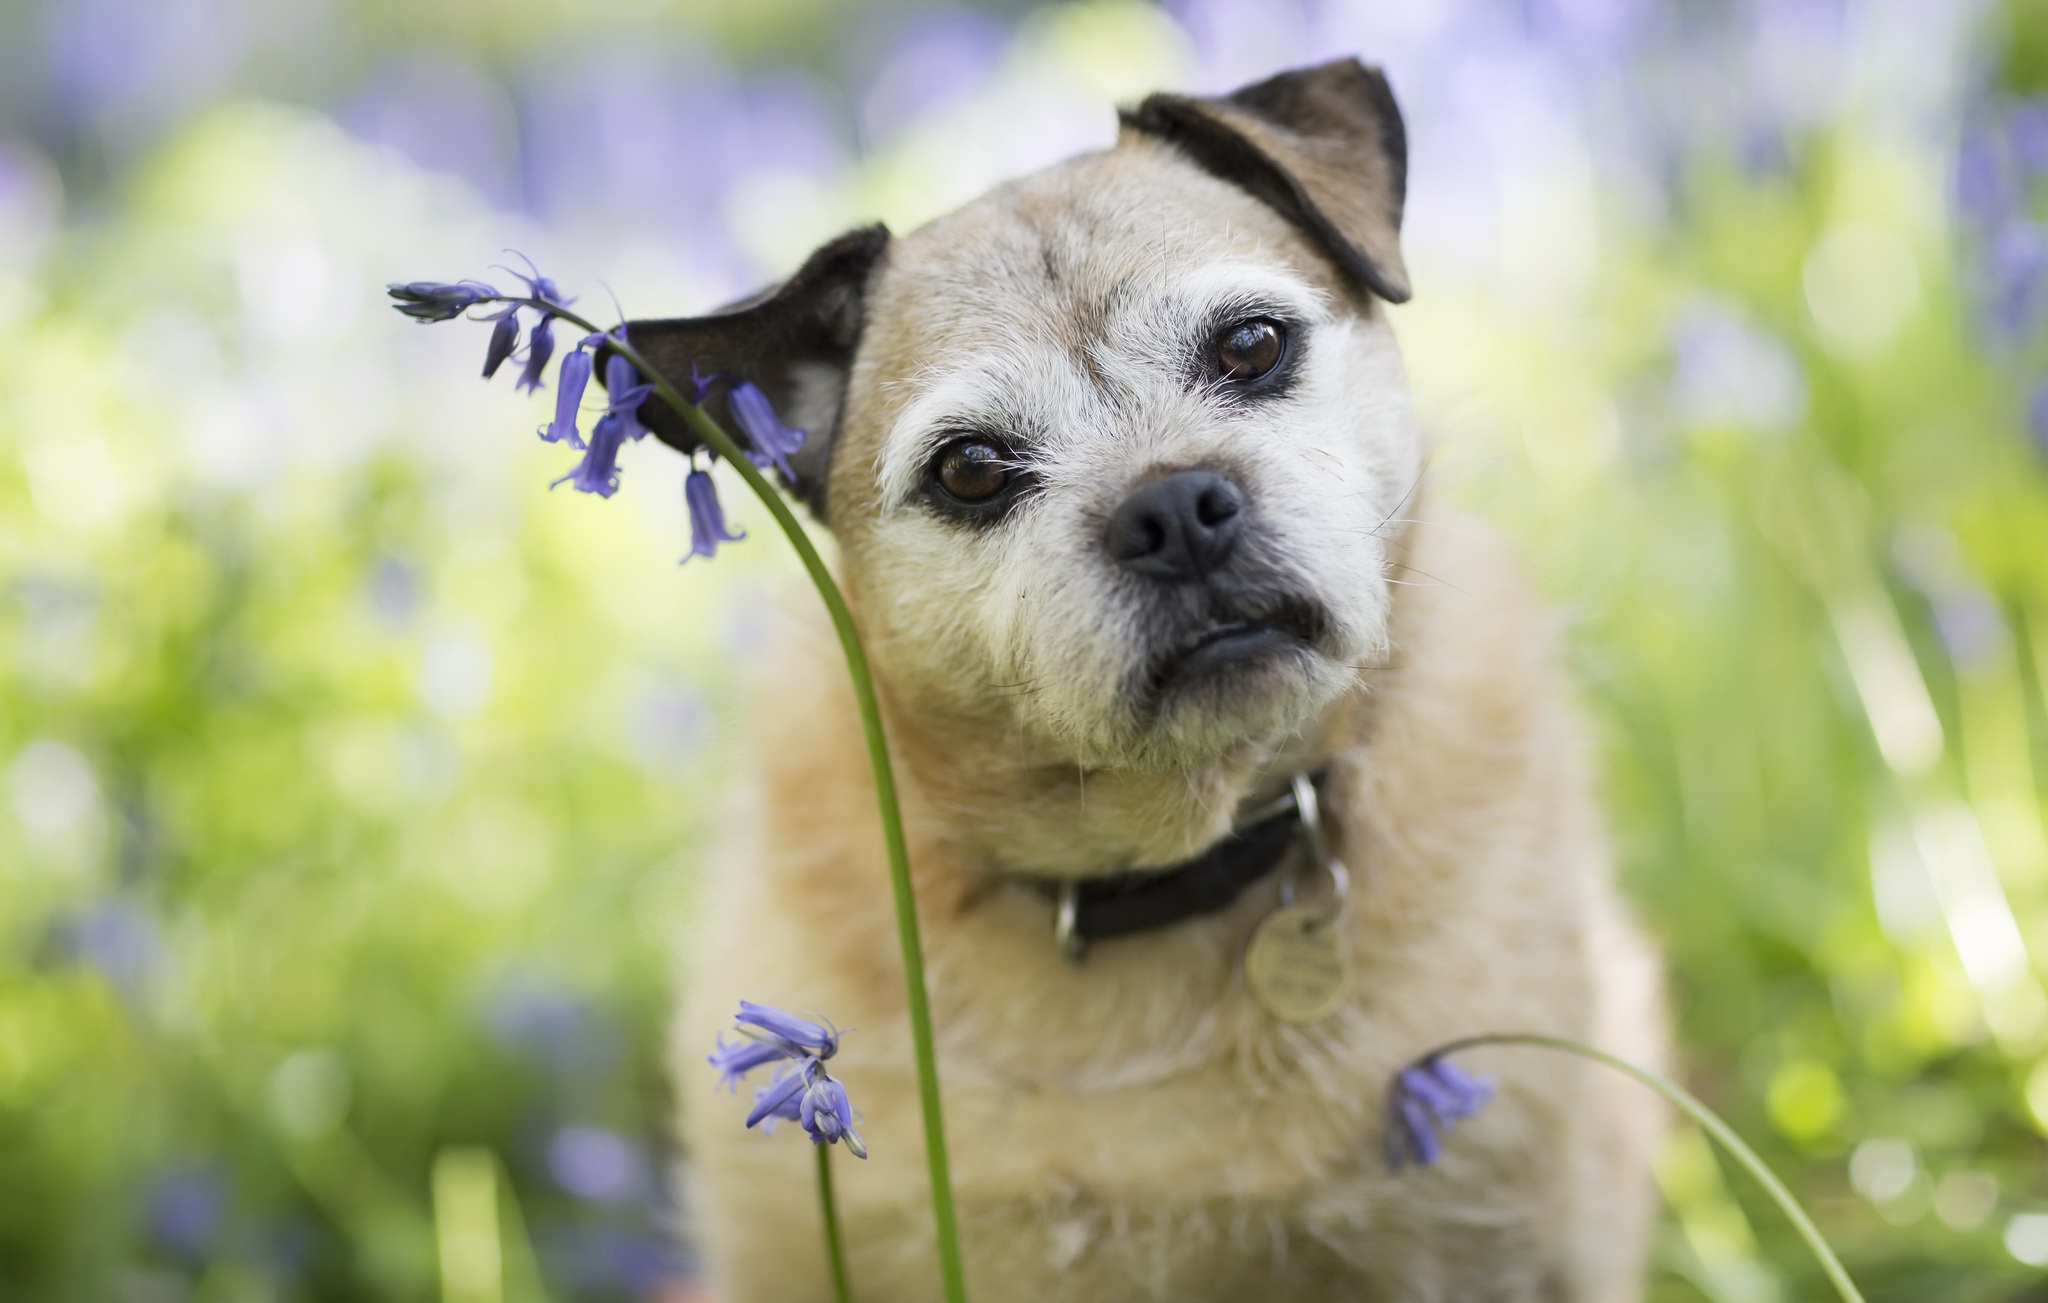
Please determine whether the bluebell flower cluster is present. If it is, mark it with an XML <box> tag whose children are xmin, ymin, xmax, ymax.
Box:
<box><xmin>1386</xmin><ymin>1053</ymin><xmax>1494</xmax><ymax>1170</ymax></box>
<box><xmin>708</xmin><ymin>1001</ymin><xmax>866</xmax><ymax>1159</ymax></box>
<box><xmin>387</xmin><ymin>259</ymin><xmax>811</xmax><ymax>563</ymax></box>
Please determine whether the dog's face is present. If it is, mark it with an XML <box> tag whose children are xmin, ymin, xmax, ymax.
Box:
<box><xmin>629</xmin><ymin>60</ymin><xmax>1419</xmax><ymax>772</ymax></box>
<box><xmin>834</xmin><ymin>155</ymin><xmax>1419</xmax><ymax>770</ymax></box>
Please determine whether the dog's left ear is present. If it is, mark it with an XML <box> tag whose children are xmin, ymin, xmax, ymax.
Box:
<box><xmin>1121</xmin><ymin>58</ymin><xmax>1410</xmax><ymax>304</ymax></box>
<box><xmin>611</xmin><ymin>223</ymin><xmax>891</xmax><ymax>518</ymax></box>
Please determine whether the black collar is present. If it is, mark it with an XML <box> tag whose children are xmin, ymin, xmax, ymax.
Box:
<box><xmin>1029</xmin><ymin>771</ymin><xmax>1325</xmax><ymax>961</ymax></box>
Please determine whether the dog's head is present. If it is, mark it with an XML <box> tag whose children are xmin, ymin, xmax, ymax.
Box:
<box><xmin>630</xmin><ymin>60</ymin><xmax>1421</xmax><ymax>772</ymax></box>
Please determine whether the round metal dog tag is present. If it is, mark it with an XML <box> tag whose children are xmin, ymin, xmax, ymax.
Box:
<box><xmin>1245</xmin><ymin>903</ymin><xmax>1348</xmax><ymax>1024</ymax></box>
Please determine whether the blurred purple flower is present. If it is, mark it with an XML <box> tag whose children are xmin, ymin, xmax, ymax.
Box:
<box><xmin>540</xmin><ymin>1225</ymin><xmax>695</xmax><ymax>1297</ymax></box>
<box><xmin>731</xmin><ymin>72</ymin><xmax>852</xmax><ymax>178</ymax></box>
<box><xmin>1387</xmin><ymin>1054</ymin><xmax>1494</xmax><ymax>1170</ymax></box>
<box><xmin>728</xmin><ymin>382</ymin><xmax>805</xmax><ymax>480</ymax></box>
<box><xmin>856</xmin><ymin>8</ymin><xmax>1010</xmax><ymax>143</ymax></box>
<box><xmin>1933</xmin><ymin>590</ymin><xmax>2008</xmax><ymax>670</ymax></box>
<box><xmin>547</xmin><ymin>1126</ymin><xmax>650</xmax><ymax>1204</ymax></box>
<box><xmin>44</xmin><ymin>0</ymin><xmax>249</xmax><ymax>152</ymax></box>
<box><xmin>1737</xmin><ymin>122</ymin><xmax>1790</xmax><ymax>176</ymax></box>
<box><xmin>624</xmin><ymin>683</ymin><xmax>708</xmax><ymax>770</ymax></box>
<box><xmin>340</xmin><ymin>55</ymin><xmax>521</xmax><ymax>209</ymax></box>
<box><xmin>1985</xmin><ymin>221</ymin><xmax>2047</xmax><ymax>339</ymax></box>
<box><xmin>367</xmin><ymin>556</ymin><xmax>421</xmax><ymax>625</ymax></box>
<box><xmin>682</xmin><ymin>470</ymin><xmax>745</xmax><ymax>562</ymax></box>
<box><xmin>145</xmin><ymin>1166</ymin><xmax>225</xmax><ymax>1262</ymax></box>
<box><xmin>46</xmin><ymin>900</ymin><xmax>162</xmax><ymax>998</ymax></box>
<box><xmin>2029</xmin><ymin>379</ymin><xmax>2048</xmax><ymax>457</ymax></box>
<box><xmin>480</xmin><ymin>971</ymin><xmax>617</xmax><ymax>1077</ymax></box>
<box><xmin>1669</xmin><ymin>302</ymin><xmax>1805</xmax><ymax>433</ymax></box>
<box><xmin>1956</xmin><ymin>126</ymin><xmax>2010</xmax><ymax>230</ymax></box>
<box><xmin>2009</xmin><ymin>99</ymin><xmax>2048</xmax><ymax>176</ymax></box>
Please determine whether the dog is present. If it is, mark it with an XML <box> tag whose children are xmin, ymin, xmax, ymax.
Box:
<box><xmin>626</xmin><ymin>58</ymin><xmax>1666</xmax><ymax>1302</ymax></box>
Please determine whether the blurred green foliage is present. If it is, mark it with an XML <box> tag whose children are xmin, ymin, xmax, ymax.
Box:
<box><xmin>2</xmin><ymin>1</ymin><xmax>2048</xmax><ymax>1301</ymax></box>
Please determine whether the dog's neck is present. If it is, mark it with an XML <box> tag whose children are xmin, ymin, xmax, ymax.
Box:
<box><xmin>879</xmin><ymin>674</ymin><xmax>1369</xmax><ymax>883</ymax></box>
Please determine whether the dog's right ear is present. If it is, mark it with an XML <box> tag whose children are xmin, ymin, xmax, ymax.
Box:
<box><xmin>616</xmin><ymin>223</ymin><xmax>890</xmax><ymax>519</ymax></box>
<box><xmin>1121</xmin><ymin>59</ymin><xmax>1410</xmax><ymax>304</ymax></box>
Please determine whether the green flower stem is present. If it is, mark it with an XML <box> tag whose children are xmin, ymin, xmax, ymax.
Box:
<box><xmin>1432</xmin><ymin>1033</ymin><xmax>1865</xmax><ymax>1303</ymax></box>
<box><xmin>817</xmin><ymin>1143</ymin><xmax>854</xmax><ymax>1303</ymax></box>
<box><xmin>533</xmin><ymin>304</ymin><xmax>969</xmax><ymax>1303</ymax></box>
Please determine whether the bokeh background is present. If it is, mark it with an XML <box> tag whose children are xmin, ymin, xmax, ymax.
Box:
<box><xmin>3</xmin><ymin>0</ymin><xmax>2048</xmax><ymax>1298</ymax></box>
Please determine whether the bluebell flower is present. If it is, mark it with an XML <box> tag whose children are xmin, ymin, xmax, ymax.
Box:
<box><xmin>735</xmin><ymin>999</ymin><xmax>838</xmax><ymax>1056</ymax></box>
<box><xmin>387</xmin><ymin>280</ymin><xmax>497</xmax><ymax>321</ymax></box>
<box><xmin>503</xmin><ymin>252</ymin><xmax>571</xmax><ymax>312</ymax></box>
<box><xmin>728</xmin><ymin>381</ymin><xmax>806</xmax><ymax>480</ymax></box>
<box><xmin>708</xmin><ymin>1034</ymin><xmax>787</xmax><ymax>1091</ymax></box>
<box><xmin>482</xmin><ymin>304</ymin><xmax>520</xmax><ymax>379</ymax></box>
<box><xmin>1386</xmin><ymin>1054</ymin><xmax>1494</xmax><ymax>1170</ymax></box>
<box><xmin>551</xmin><ymin>410</ymin><xmax>629</xmax><ymax>498</ymax></box>
<box><xmin>598</xmin><ymin>353</ymin><xmax>653</xmax><ymax>441</ymax></box>
<box><xmin>690</xmin><ymin>364</ymin><xmax>718</xmax><ymax>403</ymax></box>
<box><xmin>798</xmin><ymin>1069</ymin><xmax>866</xmax><ymax>1158</ymax></box>
<box><xmin>550</xmin><ymin>354</ymin><xmax>654</xmax><ymax>497</ymax></box>
<box><xmin>745</xmin><ymin>1059</ymin><xmax>868</xmax><ymax>1157</ymax></box>
<box><xmin>683</xmin><ymin>469</ymin><xmax>745</xmax><ymax>562</ymax></box>
<box><xmin>518</xmin><ymin>315</ymin><xmax>556</xmax><ymax>394</ymax></box>
<box><xmin>711</xmin><ymin>1001</ymin><xmax>865</xmax><ymax>1156</ymax></box>
<box><xmin>746</xmin><ymin>1061</ymin><xmax>809</xmax><ymax>1130</ymax></box>
<box><xmin>540</xmin><ymin>344</ymin><xmax>596</xmax><ymax>448</ymax></box>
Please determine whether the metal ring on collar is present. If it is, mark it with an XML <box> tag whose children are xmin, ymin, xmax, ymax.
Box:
<box><xmin>1280</xmin><ymin>771</ymin><xmax>1350</xmax><ymax>913</ymax></box>
<box><xmin>1055</xmin><ymin>882</ymin><xmax>1084</xmax><ymax>964</ymax></box>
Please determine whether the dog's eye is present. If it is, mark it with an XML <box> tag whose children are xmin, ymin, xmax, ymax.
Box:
<box><xmin>1216</xmin><ymin>319</ymin><xmax>1285</xmax><ymax>382</ymax></box>
<box><xmin>934</xmin><ymin>439</ymin><xmax>1013</xmax><ymax>503</ymax></box>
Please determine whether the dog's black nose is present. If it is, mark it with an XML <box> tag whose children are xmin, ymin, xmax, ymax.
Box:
<box><xmin>1106</xmin><ymin>470</ymin><xmax>1244</xmax><ymax>580</ymax></box>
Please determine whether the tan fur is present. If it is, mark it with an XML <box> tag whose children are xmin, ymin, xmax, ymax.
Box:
<box><xmin>675</xmin><ymin>130</ymin><xmax>1665</xmax><ymax>1302</ymax></box>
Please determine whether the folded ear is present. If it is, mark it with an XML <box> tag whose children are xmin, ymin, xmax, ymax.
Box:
<box><xmin>614</xmin><ymin>223</ymin><xmax>890</xmax><ymax>517</ymax></box>
<box><xmin>1120</xmin><ymin>58</ymin><xmax>1410</xmax><ymax>304</ymax></box>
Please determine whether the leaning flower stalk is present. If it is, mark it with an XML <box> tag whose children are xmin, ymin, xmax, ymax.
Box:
<box><xmin>390</xmin><ymin>273</ymin><xmax>970</xmax><ymax>1303</ymax></box>
<box><xmin>1401</xmin><ymin>1034</ymin><xmax>1866</xmax><ymax>1303</ymax></box>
